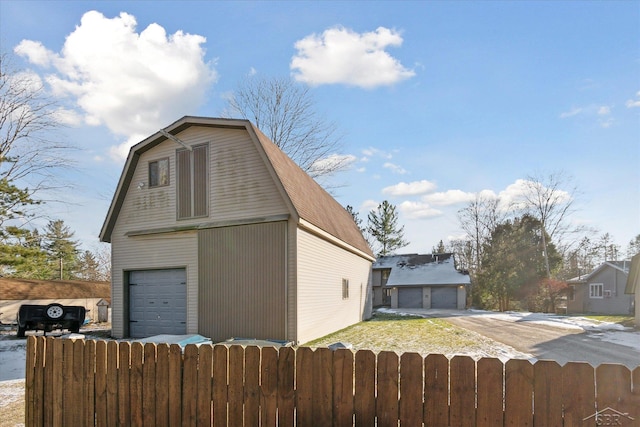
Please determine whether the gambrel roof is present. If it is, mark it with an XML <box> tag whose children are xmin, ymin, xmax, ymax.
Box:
<box><xmin>100</xmin><ymin>116</ymin><xmax>373</xmax><ymax>259</ymax></box>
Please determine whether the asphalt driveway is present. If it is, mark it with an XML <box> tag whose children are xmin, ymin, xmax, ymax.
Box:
<box><xmin>388</xmin><ymin>309</ymin><xmax>640</xmax><ymax>368</ymax></box>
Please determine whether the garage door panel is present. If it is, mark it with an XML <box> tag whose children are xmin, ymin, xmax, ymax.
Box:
<box><xmin>129</xmin><ymin>268</ymin><xmax>186</xmax><ymax>338</ymax></box>
<box><xmin>398</xmin><ymin>287</ymin><xmax>422</xmax><ymax>308</ymax></box>
<box><xmin>431</xmin><ymin>287</ymin><xmax>457</xmax><ymax>309</ymax></box>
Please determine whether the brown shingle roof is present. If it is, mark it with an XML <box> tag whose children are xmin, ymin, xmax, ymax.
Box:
<box><xmin>0</xmin><ymin>277</ymin><xmax>111</xmax><ymax>300</ymax></box>
<box><xmin>101</xmin><ymin>116</ymin><xmax>373</xmax><ymax>259</ymax></box>
<box><xmin>251</xmin><ymin>125</ymin><xmax>373</xmax><ymax>258</ymax></box>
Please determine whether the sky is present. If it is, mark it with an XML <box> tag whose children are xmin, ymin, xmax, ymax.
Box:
<box><xmin>1</xmin><ymin>1</ymin><xmax>638</xmax><ymax>256</ymax></box>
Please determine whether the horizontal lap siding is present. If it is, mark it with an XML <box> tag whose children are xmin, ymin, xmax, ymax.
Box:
<box><xmin>296</xmin><ymin>229</ymin><xmax>372</xmax><ymax>344</ymax></box>
<box><xmin>110</xmin><ymin>232</ymin><xmax>198</xmax><ymax>338</ymax></box>
<box><xmin>198</xmin><ymin>222</ymin><xmax>287</xmax><ymax>342</ymax></box>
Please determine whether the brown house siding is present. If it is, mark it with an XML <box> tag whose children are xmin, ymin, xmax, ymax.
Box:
<box><xmin>198</xmin><ymin>221</ymin><xmax>287</xmax><ymax>341</ymax></box>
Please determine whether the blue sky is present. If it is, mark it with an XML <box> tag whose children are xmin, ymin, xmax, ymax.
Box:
<box><xmin>1</xmin><ymin>1</ymin><xmax>638</xmax><ymax>256</ymax></box>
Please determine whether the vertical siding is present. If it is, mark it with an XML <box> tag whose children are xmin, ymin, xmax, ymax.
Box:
<box><xmin>109</xmin><ymin>231</ymin><xmax>198</xmax><ymax>338</ymax></box>
<box><xmin>198</xmin><ymin>222</ymin><xmax>287</xmax><ymax>341</ymax></box>
<box><xmin>296</xmin><ymin>228</ymin><xmax>372</xmax><ymax>344</ymax></box>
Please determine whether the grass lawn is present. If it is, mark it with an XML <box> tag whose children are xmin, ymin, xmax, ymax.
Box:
<box><xmin>301</xmin><ymin>312</ymin><xmax>520</xmax><ymax>358</ymax></box>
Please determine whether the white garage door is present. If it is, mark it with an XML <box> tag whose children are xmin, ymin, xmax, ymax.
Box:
<box><xmin>431</xmin><ymin>287</ymin><xmax>457</xmax><ymax>309</ymax></box>
<box><xmin>129</xmin><ymin>269</ymin><xmax>187</xmax><ymax>338</ymax></box>
<box><xmin>398</xmin><ymin>287</ymin><xmax>423</xmax><ymax>308</ymax></box>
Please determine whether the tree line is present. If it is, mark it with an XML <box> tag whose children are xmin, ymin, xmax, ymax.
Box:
<box><xmin>446</xmin><ymin>173</ymin><xmax>639</xmax><ymax>312</ymax></box>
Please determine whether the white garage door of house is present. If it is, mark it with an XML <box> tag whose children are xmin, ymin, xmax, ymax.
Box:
<box><xmin>431</xmin><ymin>287</ymin><xmax>457</xmax><ymax>309</ymax></box>
<box><xmin>398</xmin><ymin>287</ymin><xmax>423</xmax><ymax>308</ymax></box>
<box><xmin>129</xmin><ymin>269</ymin><xmax>187</xmax><ymax>338</ymax></box>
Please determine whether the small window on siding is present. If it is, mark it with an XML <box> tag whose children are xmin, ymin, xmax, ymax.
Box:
<box><xmin>176</xmin><ymin>144</ymin><xmax>209</xmax><ymax>219</ymax></box>
<box><xmin>342</xmin><ymin>279</ymin><xmax>349</xmax><ymax>299</ymax></box>
<box><xmin>149</xmin><ymin>158</ymin><xmax>169</xmax><ymax>187</ymax></box>
<box><xmin>589</xmin><ymin>283</ymin><xmax>603</xmax><ymax>299</ymax></box>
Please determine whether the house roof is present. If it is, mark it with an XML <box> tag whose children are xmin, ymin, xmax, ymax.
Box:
<box><xmin>625</xmin><ymin>253</ymin><xmax>639</xmax><ymax>294</ymax></box>
<box><xmin>0</xmin><ymin>277</ymin><xmax>111</xmax><ymax>300</ymax></box>
<box><xmin>374</xmin><ymin>253</ymin><xmax>471</xmax><ymax>286</ymax></box>
<box><xmin>567</xmin><ymin>260</ymin><xmax>630</xmax><ymax>283</ymax></box>
<box><xmin>99</xmin><ymin>116</ymin><xmax>373</xmax><ymax>259</ymax></box>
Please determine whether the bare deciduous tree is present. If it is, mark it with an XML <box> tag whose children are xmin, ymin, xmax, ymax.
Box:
<box><xmin>224</xmin><ymin>75</ymin><xmax>346</xmax><ymax>179</ymax></box>
<box><xmin>457</xmin><ymin>193</ymin><xmax>506</xmax><ymax>276</ymax></box>
<box><xmin>0</xmin><ymin>52</ymin><xmax>74</xmax><ymax>227</ymax></box>
<box><xmin>517</xmin><ymin>171</ymin><xmax>581</xmax><ymax>278</ymax></box>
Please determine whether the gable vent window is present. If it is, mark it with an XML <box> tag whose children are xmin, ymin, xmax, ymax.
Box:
<box><xmin>342</xmin><ymin>278</ymin><xmax>349</xmax><ymax>299</ymax></box>
<box><xmin>149</xmin><ymin>158</ymin><xmax>169</xmax><ymax>187</ymax></box>
<box><xmin>176</xmin><ymin>144</ymin><xmax>208</xmax><ymax>219</ymax></box>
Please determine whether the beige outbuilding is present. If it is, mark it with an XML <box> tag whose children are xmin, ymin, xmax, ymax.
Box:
<box><xmin>100</xmin><ymin>116</ymin><xmax>374</xmax><ymax>343</ymax></box>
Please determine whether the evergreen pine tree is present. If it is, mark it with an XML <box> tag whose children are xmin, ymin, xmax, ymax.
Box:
<box><xmin>367</xmin><ymin>200</ymin><xmax>409</xmax><ymax>257</ymax></box>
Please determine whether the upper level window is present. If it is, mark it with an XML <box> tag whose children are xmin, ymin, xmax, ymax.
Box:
<box><xmin>589</xmin><ymin>283</ymin><xmax>603</xmax><ymax>299</ymax></box>
<box><xmin>176</xmin><ymin>144</ymin><xmax>208</xmax><ymax>219</ymax></box>
<box><xmin>149</xmin><ymin>158</ymin><xmax>169</xmax><ymax>187</ymax></box>
<box><xmin>342</xmin><ymin>279</ymin><xmax>349</xmax><ymax>299</ymax></box>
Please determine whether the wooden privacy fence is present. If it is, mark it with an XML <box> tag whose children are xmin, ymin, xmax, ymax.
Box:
<box><xmin>25</xmin><ymin>336</ymin><xmax>640</xmax><ymax>427</ymax></box>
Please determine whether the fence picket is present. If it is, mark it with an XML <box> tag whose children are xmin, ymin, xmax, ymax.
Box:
<box><xmin>260</xmin><ymin>346</ymin><xmax>278</xmax><ymax>427</ymax></box>
<box><xmin>117</xmin><ymin>341</ymin><xmax>131</xmax><ymax>427</ymax></box>
<box><xmin>212</xmin><ymin>344</ymin><xmax>228</xmax><ymax>427</ymax></box>
<box><xmin>244</xmin><ymin>346</ymin><xmax>261</xmax><ymax>426</ymax></box>
<box><xmin>477</xmin><ymin>358</ymin><xmax>503</xmax><ymax>427</ymax></box>
<box><xmin>377</xmin><ymin>351</ymin><xmax>399</xmax><ymax>427</ymax></box>
<box><xmin>562</xmin><ymin>362</ymin><xmax>596</xmax><ymax>426</ymax></box>
<box><xmin>43</xmin><ymin>337</ymin><xmax>55</xmax><ymax>425</ymax></box>
<box><xmin>332</xmin><ymin>348</ymin><xmax>354</xmax><ymax>427</ymax></box>
<box><xmin>313</xmin><ymin>347</ymin><xmax>334</xmax><ymax>425</ymax></box>
<box><xmin>106</xmin><ymin>341</ymin><xmax>119</xmax><ymax>426</ymax></box>
<box><xmin>424</xmin><ymin>353</ymin><xmax>449</xmax><ymax>426</ymax></box>
<box><xmin>70</xmin><ymin>339</ymin><xmax>85</xmax><ymax>426</ymax></box>
<box><xmin>505</xmin><ymin>359</ymin><xmax>533</xmax><ymax>426</ymax></box>
<box><xmin>533</xmin><ymin>360</ymin><xmax>562</xmax><ymax>427</ymax></box>
<box><xmin>129</xmin><ymin>342</ymin><xmax>144</xmax><ymax>426</ymax></box>
<box><xmin>182</xmin><ymin>344</ymin><xmax>198</xmax><ymax>427</ymax></box>
<box><xmin>277</xmin><ymin>346</ymin><xmax>295</xmax><ymax>427</ymax></box>
<box><xmin>400</xmin><ymin>352</ymin><xmax>423</xmax><ymax>426</ymax></box>
<box><xmin>168</xmin><ymin>344</ymin><xmax>183</xmax><ymax>427</ymax></box>
<box><xmin>596</xmin><ymin>364</ymin><xmax>638</xmax><ymax>423</ymax></box>
<box><xmin>450</xmin><ymin>355</ymin><xmax>475</xmax><ymax>427</ymax></box>
<box><xmin>296</xmin><ymin>347</ymin><xmax>314</xmax><ymax>426</ymax></box>
<box><xmin>228</xmin><ymin>345</ymin><xmax>245</xmax><ymax>425</ymax></box>
<box><xmin>24</xmin><ymin>336</ymin><xmax>36</xmax><ymax>427</ymax></box>
<box><xmin>197</xmin><ymin>344</ymin><xmax>213</xmax><ymax>427</ymax></box>
<box><xmin>82</xmin><ymin>339</ymin><xmax>95</xmax><ymax>427</ymax></box>
<box><xmin>33</xmin><ymin>337</ymin><xmax>46</xmax><ymax>427</ymax></box>
<box><xmin>354</xmin><ymin>350</ymin><xmax>376</xmax><ymax>427</ymax></box>
<box><xmin>155</xmin><ymin>344</ymin><xmax>170</xmax><ymax>427</ymax></box>
<box><xmin>94</xmin><ymin>340</ymin><xmax>107</xmax><ymax>427</ymax></box>
<box><xmin>61</xmin><ymin>339</ymin><xmax>74</xmax><ymax>426</ymax></box>
<box><xmin>142</xmin><ymin>343</ymin><xmax>157</xmax><ymax>427</ymax></box>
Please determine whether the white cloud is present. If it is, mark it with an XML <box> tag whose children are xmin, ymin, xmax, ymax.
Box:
<box><xmin>362</xmin><ymin>147</ymin><xmax>393</xmax><ymax>159</ymax></box>
<box><xmin>559</xmin><ymin>107</ymin><xmax>583</xmax><ymax>118</ymax></box>
<box><xmin>15</xmin><ymin>10</ymin><xmax>217</xmax><ymax>161</ymax></box>
<box><xmin>422</xmin><ymin>189</ymin><xmax>476</xmax><ymax>206</ymax></box>
<box><xmin>383</xmin><ymin>162</ymin><xmax>407</xmax><ymax>175</ymax></box>
<box><xmin>309</xmin><ymin>153</ymin><xmax>357</xmax><ymax>174</ymax></box>
<box><xmin>398</xmin><ymin>201</ymin><xmax>442</xmax><ymax>219</ymax></box>
<box><xmin>597</xmin><ymin>106</ymin><xmax>611</xmax><ymax>115</ymax></box>
<box><xmin>498</xmin><ymin>179</ymin><xmax>572</xmax><ymax>211</ymax></box>
<box><xmin>382</xmin><ymin>180</ymin><xmax>437</xmax><ymax>197</ymax></box>
<box><xmin>360</xmin><ymin>199</ymin><xmax>379</xmax><ymax>212</ymax></box>
<box><xmin>291</xmin><ymin>26</ymin><xmax>415</xmax><ymax>88</ymax></box>
<box><xmin>626</xmin><ymin>91</ymin><xmax>640</xmax><ymax>108</ymax></box>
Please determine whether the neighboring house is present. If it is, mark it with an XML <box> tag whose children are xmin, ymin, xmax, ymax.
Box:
<box><xmin>624</xmin><ymin>253</ymin><xmax>639</xmax><ymax>326</ymax></box>
<box><xmin>0</xmin><ymin>277</ymin><xmax>110</xmax><ymax>324</ymax></box>
<box><xmin>372</xmin><ymin>253</ymin><xmax>469</xmax><ymax>310</ymax></box>
<box><xmin>567</xmin><ymin>260</ymin><xmax>634</xmax><ymax>315</ymax></box>
<box><xmin>100</xmin><ymin>116</ymin><xmax>374</xmax><ymax>343</ymax></box>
